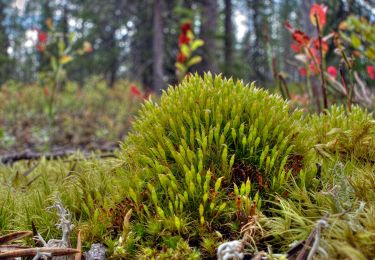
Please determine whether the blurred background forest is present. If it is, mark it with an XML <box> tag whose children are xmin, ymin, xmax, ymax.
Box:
<box><xmin>0</xmin><ymin>0</ymin><xmax>373</xmax><ymax>90</ymax></box>
<box><xmin>0</xmin><ymin>0</ymin><xmax>374</xmax><ymax>155</ymax></box>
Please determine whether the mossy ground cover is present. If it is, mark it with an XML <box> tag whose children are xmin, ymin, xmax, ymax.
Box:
<box><xmin>1</xmin><ymin>74</ymin><xmax>374</xmax><ymax>259</ymax></box>
<box><xmin>0</xmin><ymin>78</ymin><xmax>141</xmax><ymax>154</ymax></box>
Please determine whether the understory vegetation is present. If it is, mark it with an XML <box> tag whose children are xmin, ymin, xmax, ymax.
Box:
<box><xmin>0</xmin><ymin>78</ymin><xmax>142</xmax><ymax>154</ymax></box>
<box><xmin>1</xmin><ymin>74</ymin><xmax>374</xmax><ymax>259</ymax></box>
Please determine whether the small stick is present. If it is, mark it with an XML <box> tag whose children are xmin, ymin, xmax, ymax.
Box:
<box><xmin>0</xmin><ymin>247</ymin><xmax>80</xmax><ymax>258</ymax></box>
<box><xmin>1</xmin><ymin>145</ymin><xmax>117</xmax><ymax>165</ymax></box>
<box><xmin>339</xmin><ymin>63</ymin><xmax>352</xmax><ymax>112</ymax></box>
<box><xmin>314</xmin><ymin>13</ymin><xmax>328</xmax><ymax>111</ymax></box>
<box><xmin>278</xmin><ymin>73</ymin><xmax>291</xmax><ymax>99</ymax></box>
<box><xmin>0</xmin><ymin>231</ymin><xmax>33</xmax><ymax>245</ymax></box>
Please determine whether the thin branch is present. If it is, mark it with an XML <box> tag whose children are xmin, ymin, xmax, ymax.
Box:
<box><xmin>339</xmin><ymin>63</ymin><xmax>352</xmax><ymax>112</ymax></box>
<box><xmin>0</xmin><ymin>145</ymin><xmax>117</xmax><ymax>165</ymax></box>
<box><xmin>278</xmin><ymin>73</ymin><xmax>291</xmax><ymax>99</ymax></box>
<box><xmin>0</xmin><ymin>231</ymin><xmax>32</xmax><ymax>245</ymax></box>
<box><xmin>314</xmin><ymin>13</ymin><xmax>328</xmax><ymax>111</ymax></box>
<box><xmin>0</xmin><ymin>247</ymin><xmax>80</xmax><ymax>258</ymax></box>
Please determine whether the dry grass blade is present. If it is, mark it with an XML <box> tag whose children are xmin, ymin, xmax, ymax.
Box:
<box><xmin>0</xmin><ymin>247</ymin><xmax>80</xmax><ymax>258</ymax></box>
<box><xmin>0</xmin><ymin>231</ymin><xmax>33</xmax><ymax>245</ymax></box>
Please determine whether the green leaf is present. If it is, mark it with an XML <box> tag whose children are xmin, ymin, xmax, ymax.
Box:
<box><xmin>187</xmin><ymin>56</ymin><xmax>202</xmax><ymax>67</ymax></box>
<box><xmin>58</xmin><ymin>38</ymin><xmax>65</xmax><ymax>55</ymax></box>
<box><xmin>191</xmin><ymin>39</ymin><xmax>204</xmax><ymax>51</ymax></box>
<box><xmin>181</xmin><ymin>44</ymin><xmax>191</xmax><ymax>57</ymax></box>
<box><xmin>60</xmin><ymin>55</ymin><xmax>74</xmax><ymax>65</ymax></box>
<box><xmin>50</xmin><ymin>57</ymin><xmax>58</xmax><ymax>71</ymax></box>
<box><xmin>351</xmin><ymin>33</ymin><xmax>361</xmax><ymax>49</ymax></box>
<box><xmin>175</xmin><ymin>62</ymin><xmax>186</xmax><ymax>72</ymax></box>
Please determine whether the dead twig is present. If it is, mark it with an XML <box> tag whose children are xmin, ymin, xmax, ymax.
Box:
<box><xmin>0</xmin><ymin>145</ymin><xmax>117</xmax><ymax>165</ymax></box>
<box><xmin>0</xmin><ymin>247</ymin><xmax>80</xmax><ymax>258</ymax></box>
<box><xmin>0</xmin><ymin>231</ymin><xmax>32</xmax><ymax>245</ymax></box>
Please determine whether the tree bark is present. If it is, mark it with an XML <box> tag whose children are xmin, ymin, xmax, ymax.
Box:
<box><xmin>0</xmin><ymin>1</ymin><xmax>10</xmax><ymax>84</ymax></box>
<box><xmin>152</xmin><ymin>0</ymin><xmax>165</xmax><ymax>94</ymax></box>
<box><xmin>199</xmin><ymin>0</ymin><xmax>218</xmax><ymax>74</ymax></box>
<box><xmin>224</xmin><ymin>0</ymin><xmax>233</xmax><ymax>77</ymax></box>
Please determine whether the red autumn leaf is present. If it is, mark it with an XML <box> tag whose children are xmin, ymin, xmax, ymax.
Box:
<box><xmin>130</xmin><ymin>85</ymin><xmax>142</xmax><ymax>97</ymax></box>
<box><xmin>290</xmin><ymin>43</ymin><xmax>301</xmax><ymax>53</ymax></box>
<box><xmin>307</xmin><ymin>47</ymin><xmax>320</xmax><ymax>63</ymax></box>
<box><xmin>309</xmin><ymin>62</ymin><xmax>320</xmax><ymax>75</ymax></box>
<box><xmin>313</xmin><ymin>38</ymin><xmax>329</xmax><ymax>54</ymax></box>
<box><xmin>181</xmin><ymin>22</ymin><xmax>192</xmax><ymax>34</ymax></box>
<box><xmin>367</xmin><ymin>66</ymin><xmax>375</xmax><ymax>80</ymax></box>
<box><xmin>178</xmin><ymin>34</ymin><xmax>190</xmax><ymax>46</ymax></box>
<box><xmin>284</xmin><ymin>21</ymin><xmax>309</xmax><ymax>46</ymax></box>
<box><xmin>327</xmin><ymin>66</ymin><xmax>337</xmax><ymax>78</ymax></box>
<box><xmin>284</xmin><ymin>21</ymin><xmax>295</xmax><ymax>33</ymax></box>
<box><xmin>177</xmin><ymin>52</ymin><xmax>187</xmax><ymax>63</ymax></box>
<box><xmin>310</xmin><ymin>3</ymin><xmax>327</xmax><ymax>30</ymax></box>
<box><xmin>293</xmin><ymin>30</ymin><xmax>310</xmax><ymax>46</ymax></box>
<box><xmin>298</xmin><ymin>67</ymin><xmax>307</xmax><ymax>76</ymax></box>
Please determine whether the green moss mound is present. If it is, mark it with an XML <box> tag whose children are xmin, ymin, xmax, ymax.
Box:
<box><xmin>311</xmin><ymin>105</ymin><xmax>375</xmax><ymax>163</ymax></box>
<box><xmin>118</xmin><ymin>74</ymin><xmax>314</xmax><ymax>257</ymax></box>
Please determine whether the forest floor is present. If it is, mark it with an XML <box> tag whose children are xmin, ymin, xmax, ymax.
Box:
<box><xmin>0</xmin><ymin>76</ymin><xmax>374</xmax><ymax>259</ymax></box>
<box><xmin>0</xmin><ymin>79</ymin><xmax>141</xmax><ymax>158</ymax></box>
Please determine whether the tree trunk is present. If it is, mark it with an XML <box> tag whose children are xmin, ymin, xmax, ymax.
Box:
<box><xmin>152</xmin><ymin>0</ymin><xmax>165</xmax><ymax>94</ymax></box>
<box><xmin>249</xmin><ymin>0</ymin><xmax>266</xmax><ymax>82</ymax></box>
<box><xmin>0</xmin><ymin>1</ymin><xmax>10</xmax><ymax>84</ymax></box>
<box><xmin>224</xmin><ymin>0</ymin><xmax>233</xmax><ymax>77</ymax></box>
<box><xmin>199</xmin><ymin>0</ymin><xmax>218</xmax><ymax>74</ymax></box>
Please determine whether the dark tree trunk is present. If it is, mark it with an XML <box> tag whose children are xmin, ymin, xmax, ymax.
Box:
<box><xmin>152</xmin><ymin>0</ymin><xmax>165</xmax><ymax>94</ymax></box>
<box><xmin>199</xmin><ymin>0</ymin><xmax>218</xmax><ymax>74</ymax></box>
<box><xmin>61</xmin><ymin>4</ymin><xmax>69</xmax><ymax>46</ymax></box>
<box><xmin>249</xmin><ymin>0</ymin><xmax>266</xmax><ymax>82</ymax></box>
<box><xmin>106</xmin><ymin>30</ymin><xmax>118</xmax><ymax>88</ymax></box>
<box><xmin>0</xmin><ymin>1</ymin><xmax>10</xmax><ymax>84</ymax></box>
<box><xmin>224</xmin><ymin>0</ymin><xmax>233</xmax><ymax>77</ymax></box>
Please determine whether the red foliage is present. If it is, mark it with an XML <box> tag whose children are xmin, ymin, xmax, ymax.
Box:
<box><xmin>298</xmin><ymin>68</ymin><xmax>307</xmax><ymax>76</ymax></box>
<box><xmin>306</xmin><ymin>47</ymin><xmax>320</xmax><ymax>63</ymax></box>
<box><xmin>292</xmin><ymin>30</ymin><xmax>310</xmax><ymax>46</ymax></box>
<box><xmin>36</xmin><ymin>30</ymin><xmax>48</xmax><ymax>52</ymax></box>
<box><xmin>178</xmin><ymin>34</ymin><xmax>190</xmax><ymax>46</ymax></box>
<box><xmin>290</xmin><ymin>43</ymin><xmax>301</xmax><ymax>53</ymax></box>
<box><xmin>309</xmin><ymin>62</ymin><xmax>320</xmax><ymax>75</ymax></box>
<box><xmin>130</xmin><ymin>85</ymin><xmax>142</xmax><ymax>97</ymax></box>
<box><xmin>327</xmin><ymin>66</ymin><xmax>337</xmax><ymax>78</ymax></box>
<box><xmin>181</xmin><ymin>22</ymin><xmax>192</xmax><ymax>34</ymax></box>
<box><xmin>313</xmin><ymin>38</ymin><xmax>329</xmax><ymax>55</ymax></box>
<box><xmin>367</xmin><ymin>66</ymin><xmax>375</xmax><ymax>80</ymax></box>
<box><xmin>38</xmin><ymin>31</ymin><xmax>48</xmax><ymax>43</ymax></box>
<box><xmin>310</xmin><ymin>3</ymin><xmax>327</xmax><ymax>30</ymax></box>
<box><xmin>177</xmin><ymin>52</ymin><xmax>187</xmax><ymax>63</ymax></box>
<box><xmin>285</xmin><ymin>21</ymin><xmax>310</xmax><ymax>49</ymax></box>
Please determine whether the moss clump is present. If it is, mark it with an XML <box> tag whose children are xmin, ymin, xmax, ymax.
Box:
<box><xmin>118</xmin><ymin>74</ymin><xmax>314</xmax><ymax>256</ymax></box>
<box><xmin>310</xmin><ymin>105</ymin><xmax>375</xmax><ymax>162</ymax></box>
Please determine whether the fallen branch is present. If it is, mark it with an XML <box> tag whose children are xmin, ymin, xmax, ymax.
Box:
<box><xmin>0</xmin><ymin>231</ymin><xmax>32</xmax><ymax>245</ymax></box>
<box><xmin>0</xmin><ymin>247</ymin><xmax>80</xmax><ymax>258</ymax></box>
<box><xmin>0</xmin><ymin>145</ymin><xmax>118</xmax><ymax>165</ymax></box>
